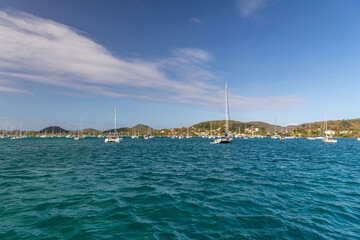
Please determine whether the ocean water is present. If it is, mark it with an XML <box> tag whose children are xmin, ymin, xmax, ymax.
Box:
<box><xmin>0</xmin><ymin>137</ymin><xmax>359</xmax><ymax>239</ymax></box>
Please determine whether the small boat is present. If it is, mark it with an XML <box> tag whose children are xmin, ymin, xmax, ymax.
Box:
<box><xmin>271</xmin><ymin>134</ymin><xmax>281</xmax><ymax>139</ymax></box>
<box><xmin>212</xmin><ymin>137</ymin><xmax>232</xmax><ymax>144</ymax></box>
<box><xmin>75</xmin><ymin>115</ymin><xmax>84</xmax><ymax>141</ymax></box>
<box><xmin>212</xmin><ymin>81</ymin><xmax>232</xmax><ymax>144</ymax></box>
<box><xmin>322</xmin><ymin>136</ymin><xmax>337</xmax><ymax>143</ymax></box>
<box><xmin>105</xmin><ymin>136</ymin><xmax>121</xmax><ymax>143</ymax></box>
<box><xmin>315</xmin><ymin>136</ymin><xmax>324</xmax><ymax>140</ymax></box>
<box><xmin>284</xmin><ymin>136</ymin><xmax>296</xmax><ymax>139</ymax></box>
<box><xmin>307</xmin><ymin>137</ymin><xmax>316</xmax><ymax>140</ymax></box>
<box><xmin>144</xmin><ymin>134</ymin><xmax>154</xmax><ymax>139</ymax></box>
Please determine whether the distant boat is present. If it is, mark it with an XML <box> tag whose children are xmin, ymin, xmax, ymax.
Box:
<box><xmin>323</xmin><ymin>136</ymin><xmax>337</xmax><ymax>143</ymax></box>
<box><xmin>105</xmin><ymin>106</ymin><xmax>122</xmax><ymax>143</ymax></box>
<box><xmin>322</xmin><ymin>113</ymin><xmax>337</xmax><ymax>143</ymax></box>
<box><xmin>208</xmin><ymin>122</ymin><xmax>215</xmax><ymax>138</ymax></box>
<box><xmin>144</xmin><ymin>124</ymin><xmax>154</xmax><ymax>139</ymax></box>
<box><xmin>271</xmin><ymin>135</ymin><xmax>281</xmax><ymax>139</ymax></box>
<box><xmin>144</xmin><ymin>134</ymin><xmax>153</xmax><ymax>139</ymax></box>
<box><xmin>131</xmin><ymin>128</ymin><xmax>139</xmax><ymax>138</ymax></box>
<box><xmin>74</xmin><ymin>115</ymin><xmax>84</xmax><ymax>141</ymax></box>
<box><xmin>212</xmin><ymin>81</ymin><xmax>232</xmax><ymax>144</ymax></box>
<box><xmin>284</xmin><ymin>136</ymin><xmax>296</xmax><ymax>139</ymax></box>
<box><xmin>186</xmin><ymin>126</ymin><xmax>191</xmax><ymax>138</ymax></box>
<box><xmin>271</xmin><ymin>117</ymin><xmax>280</xmax><ymax>139</ymax></box>
<box><xmin>11</xmin><ymin>121</ymin><xmax>26</xmax><ymax>140</ymax></box>
<box><xmin>307</xmin><ymin>123</ymin><xmax>315</xmax><ymax>140</ymax></box>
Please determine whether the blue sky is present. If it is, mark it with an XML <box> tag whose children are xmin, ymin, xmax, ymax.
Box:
<box><xmin>0</xmin><ymin>0</ymin><xmax>360</xmax><ymax>130</ymax></box>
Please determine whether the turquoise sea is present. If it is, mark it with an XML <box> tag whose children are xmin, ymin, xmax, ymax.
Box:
<box><xmin>0</xmin><ymin>137</ymin><xmax>359</xmax><ymax>239</ymax></box>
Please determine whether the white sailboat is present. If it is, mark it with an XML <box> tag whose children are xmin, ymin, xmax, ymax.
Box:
<box><xmin>105</xmin><ymin>106</ymin><xmax>122</xmax><ymax>143</ymax></box>
<box><xmin>212</xmin><ymin>81</ymin><xmax>232</xmax><ymax>144</ymax></box>
<box><xmin>307</xmin><ymin>123</ymin><xmax>316</xmax><ymax>140</ymax></box>
<box><xmin>186</xmin><ymin>126</ymin><xmax>191</xmax><ymax>138</ymax></box>
<box><xmin>208</xmin><ymin>122</ymin><xmax>215</xmax><ymax>138</ymax></box>
<box><xmin>271</xmin><ymin>117</ymin><xmax>281</xmax><ymax>139</ymax></box>
<box><xmin>315</xmin><ymin>120</ymin><xmax>325</xmax><ymax>139</ymax></box>
<box><xmin>178</xmin><ymin>125</ymin><xmax>183</xmax><ymax>139</ymax></box>
<box><xmin>11</xmin><ymin>121</ymin><xmax>26</xmax><ymax>139</ymax></box>
<box><xmin>74</xmin><ymin>115</ymin><xmax>84</xmax><ymax>140</ymax></box>
<box><xmin>131</xmin><ymin>128</ymin><xmax>139</xmax><ymax>139</ymax></box>
<box><xmin>322</xmin><ymin>113</ymin><xmax>337</xmax><ymax>143</ymax></box>
<box><xmin>144</xmin><ymin>124</ymin><xmax>154</xmax><ymax>139</ymax></box>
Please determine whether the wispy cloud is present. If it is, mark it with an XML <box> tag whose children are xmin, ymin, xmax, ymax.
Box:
<box><xmin>236</xmin><ymin>0</ymin><xmax>267</xmax><ymax>18</ymax></box>
<box><xmin>0</xmin><ymin>84</ymin><xmax>28</xmax><ymax>94</ymax></box>
<box><xmin>189</xmin><ymin>18</ymin><xmax>202</xmax><ymax>24</ymax></box>
<box><xmin>0</xmin><ymin>9</ymin><xmax>302</xmax><ymax>111</ymax></box>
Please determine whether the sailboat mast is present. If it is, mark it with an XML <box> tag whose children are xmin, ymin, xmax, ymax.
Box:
<box><xmin>274</xmin><ymin>117</ymin><xmax>277</xmax><ymax>134</ymax></box>
<box><xmin>225</xmin><ymin>81</ymin><xmax>230</xmax><ymax>134</ymax></box>
<box><xmin>5</xmin><ymin>120</ymin><xmax>7</xmax><ymax>136</ymax></box>
<box><xmin>80</xmin><ymin>114</ymin><xmax>82</xmax><ymax>136</ymax></box>
<box><xmin>114</xmin><ymin>106</ymin><xmax>117</xmax><ymax>135</ymax></box>
<box><xmin>325</xmin><ymin>113</ymin><xmax>327</xmax><ymax>133</ymax></box>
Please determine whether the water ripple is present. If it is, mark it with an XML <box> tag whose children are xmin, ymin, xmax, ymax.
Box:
<box><xmin>0</xmin><ymin>137</ymin><xmax>360</xmax><ymax>239</ymax></box>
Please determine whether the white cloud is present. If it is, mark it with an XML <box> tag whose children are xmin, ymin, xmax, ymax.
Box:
<box><xmin>237</xmin><ymin>0</ymin><xmax>267</xmax><ymax>18</ymax></box>
<box><xmin>0</xmin><ymin>84</ymin><xmax>28</xmax><ymax>93</ymax></box>
<box><xmin>0</xmin><ymin>9</ymin><xmax>302</xmax><ymax>111</ymax></box>
<box><xmin>189</xmin><ymin>18</ymin><xmax>202</xmax><ymax>24</ymax></box>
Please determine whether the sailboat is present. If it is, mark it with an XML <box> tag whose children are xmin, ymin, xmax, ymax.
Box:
<box><xmin>178</xmin><ymin>125</ymin><xmax>183</xmax><ymax>139</ymax></box>
<box><xmin>212</xmin><ymin>81</ymin><xmax>232</xmax><ymax>144</ymax></box>
<box><xmin>144</xmin><ymin>124</ymin><xmax>154</xmax><ymax>139</ymax></box>
<box><xmin>307</xmin><ymin>123</ymin><xmax>316</xmax><ymax>140</ymax></box>
<box><xmin>131</xmin><ymin>128</ymin><xmax>139</xmax><ymax>138</ymax></box>
<box><xmin>271</xmin><ymin>117</ymin><xmax>281</xmax><ymax>139</ymax></box>
<box><xmin>315</xmin><ymin>121</ymin><xmax>325</xmax><ymax>140</ymax></box>
<box><xmin>105</xmin><ymin>106</ymin><xmax>122</xmax><ymax>143</ymax></box>
<box><xmin>11</xmin><ymin>121</ymin><xmax>26</xmax><ymax>139</ymax></box>
<box><xmin>74</xmin><ymin>115</ymin><xmax>84</xmax><ymax>140</ymax></box>
<box><xmin>208</xmin><ymin>122</ymin><xmax>215</xmax><ymax>138</ymax></box>
<box><xmin>186</xmin><ymin>126</ymin><xmax>191</xmax><ymax>138</ymax></box>
<box><xmin>322</xmin><ymin>113</ymin><xmax>337</xmax><ymax>143</ymax></box>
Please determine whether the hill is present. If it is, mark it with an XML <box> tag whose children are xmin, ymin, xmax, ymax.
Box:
<box><xmin>39</xmin><ymin>126</ymin><xmax>69</xmax><ymax>134</ymax></box>
<box><xmin>103</xmin><ymin>124</ymin><xmax>152</xmax><ymax>135</ymax></box>
<box><xmin>192</xmin><ymin>120</ymin><xmax>284</xmax><ymax>134</ymax></box>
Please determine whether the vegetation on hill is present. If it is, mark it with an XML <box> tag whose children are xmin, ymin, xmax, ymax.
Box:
<box><xmin>4</xmin><ymin>118</ymin><xmax>360</xmax><ymax>138</ymax></box>
<box><xmin>39</xmin><ymin>126</ymin><xmax>69</xmax><ymax>134</ymax></box>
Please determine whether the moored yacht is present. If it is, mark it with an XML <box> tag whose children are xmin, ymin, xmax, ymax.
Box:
<box><xmin>105</xmin><ymin>106</ymin><xmax>122</xmax><ymax>143</ymax></box>
<box><xmin>212</xmin><ymin>81</ymin><xmax>232</xmax><ymax>144</ymax></box>
<box><xmin>322</xmin><ymin>114</ymin><xmax>337</xmax><ymax>143</ymax></box>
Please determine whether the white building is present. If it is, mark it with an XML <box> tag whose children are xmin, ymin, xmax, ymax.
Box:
<box><xmin>325</xmin><ymin>130</ymin><xmax>335</xmax><ymax>135</ymax></box>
